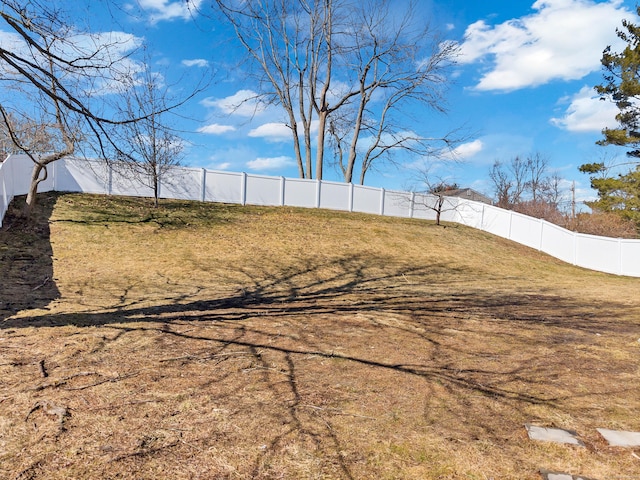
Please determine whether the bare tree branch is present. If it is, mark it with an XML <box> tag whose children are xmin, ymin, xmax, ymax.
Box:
<box><xmin>213</xmin><ymin>0</ymin><xmax>461</xmax><ymax>183</ymax></box>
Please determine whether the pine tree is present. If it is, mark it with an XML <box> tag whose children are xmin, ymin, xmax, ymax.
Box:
<box><xmin>584</xmin><ymin>8</ymin><xmax>640</xmax><ymax>232</ymax></box>
<box><xmin>597</xmin><ymin>7</ymin><xmax>640</xmax><ymax>157</ymax></box>
<box><xmin>578</xmin><ymin>163</ymin><xmax>640</xmax><ymax>229</ymax></box>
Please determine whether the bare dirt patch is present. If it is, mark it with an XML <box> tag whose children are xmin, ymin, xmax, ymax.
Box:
<box><xmin>1</xmin><ymin>193</ymin><xmax>639</xmax><ymax>479</ymax></box>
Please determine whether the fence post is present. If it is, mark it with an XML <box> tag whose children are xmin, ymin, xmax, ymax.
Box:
<box><xmin>315</xmin><ymin>179</ymin><xmax>321</xmax><ymax>208</ymax></box>
<box><xmin>280</xmin><ymin>176</ymin><xmax>286</xmax><ymax>206</ymax></box>
<box><xmin>409</xmin><ymin>192</ymin><xmax>415</xmax><ymax>218</ymax></box>
<box><xmin>200</xmin><ymin>168</ymin><xmax>207</xmax><ymax>202</ymax></box>
<box><xmin>8</xmin><ymin>155</ymin><xmax>15</xmax><ymax>197</ymax></box>
<box><xmin>618</xmin><ymin>238</ymin><xmax>623</xmax><ymax>276</ymax></box>
<box><xmin>453</xmin><ymin>197</ymin><xmax>462</xmax><ymax>224</ymax></box>
<box><xmin>379</xmin><ymin>188</ymin><xmax>385</xmax><ymax>216</ymax></box>
<box><xmin>539</xmin><ymin>220</ymin><xmax>544</xmax><ymax>251</ymax></box>
<box><xmin>107</xmin><ymin>165</ymin><xmax>113</xmax><ymax>195</ymax></box>
<box><xmin>348</xmin><ymin>183</ymin><xmax>354</xmax><ymax>212</ymax></box>
<box><xmin>508</xmin><ymin>211</ymin><xmax>513</xmax><ymax>239</ymax></box>
<box><xmin>52</xmin><ymin>159</ymin><xmax>57</xmax><ymax>192</ymax></box>
<box><xmin>240</xmin><ymin>172</ymin><xmax>247</xmax><ymax>205</ymax></box>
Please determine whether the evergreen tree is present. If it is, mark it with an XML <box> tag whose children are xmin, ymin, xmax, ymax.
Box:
<box><xmin>584</xmin><ymin>8</ymin><xmax>640</xmax><ymax>231</ymax></box>
<box><xmin>596</xmin><ymin>7</ymin><xmax>640</xmax><ymax>156</ymax></box>
<box><xmin>578</xmin><ymin>162</ymin><xmax>640</xmax><ymax>228</ymax></box>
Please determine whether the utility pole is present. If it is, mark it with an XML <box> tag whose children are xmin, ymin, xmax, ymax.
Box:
<box><xmin>571</xmin><ymin>181</ymin><xmax>576</xmax><ymax>219</ymax></box>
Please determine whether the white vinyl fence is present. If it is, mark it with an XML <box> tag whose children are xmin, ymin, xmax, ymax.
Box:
<box><xmin>1</xmin><ymin>154</ymin><xmax>639</xmax><ymax>277</ymax></box>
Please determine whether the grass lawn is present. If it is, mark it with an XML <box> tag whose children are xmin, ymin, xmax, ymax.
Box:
<box><xmin>1</xmin><ymin>192</ymin><xmax>639</xmax><ymax>479</ymax></box>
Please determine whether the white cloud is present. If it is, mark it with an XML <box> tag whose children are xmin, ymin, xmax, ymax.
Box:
<box><xmin>452</xmin><ymin>133</ymin><xmax>535</xmax><ymax>167</ymax></box>
<box><xmin>446</xmin><ymin>139</ymin><xmax>484</xmax><ymax>159</ymax></box>
<box><xmin>0</xmin><ymin>29</ymin><xmax>144</xmax><ymax>95</ymax></box>
<box><xmin>247</xmin><ymin>156</ymin><xmax>295</xmax><ymax>171</ymax></box>
<box><xmin>248</xmin><ymin>122</ymin><xmax>292</xmax><ymax>142</ymax></box>
<box><xmin>197</xmin><ymin>123</ymin><xmax>236</xmax><ymax>135</ymax></box>
<box><xmin>458</xmin><ymin>0</ymin><xmax>633</xmax><ymax>91</ymax></box>
<box><xmin>550</xmin><ymin>86</ymin><xmax>619</xmax><ymax>132</ymax></box>
<box><xmin>137</xmin><ymin>0</ymin><xmax>204</xmax><ymax>23</ymax></box>
<box><xmin>210</xmin><ymin>162</ymin><xmax>231</xmax><ymax>170</ymax></box>
<box><xmin>206</xmin><ymin>145</ymin><xmax>256</xmax><ymax>171</ymax></box>
<box><xmin>182</xmin><ymin>58</ymin><xmax>209</xmax><ymax>68</ymax></box>
<box><xmin>201</xmin><ymin>89</ymin><xmax>266</xmax><ymax>117</ymax></box>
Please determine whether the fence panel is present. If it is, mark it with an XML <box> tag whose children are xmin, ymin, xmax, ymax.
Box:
<box><xmin>454</xmin><ymin>199</ymin><xmax>484</xmax><ymax>229</ymax></box>
<box><xmin>245</xmin><ymin>174</ymin><xmax>282</xmax><ymax>206</ymax></box>
<box><xmin>575</xmin><ymin>234</ymin><xmax>621</xmax><ymax>275</ymax></box>
<box><xmin>205</xmin><ymin>170</ymin><xmax>242</xmax><ymax>203</ymax></box>
<box><xmin>105</xmin><ymin>163</ymin><xmax>153</xmax><ymax>198</ymax></box>
<box><xmin>352</xmin><ymin>185</ymin><xmax>382</xmax><ymax>215</ymax></box>
<box><xmin>621</xmin><ymin>240</ymin><xmax>640</xmax><ymax>277</ymax></box>
<box><xmin>9</xmin><ymin>154</ymin><xmax>37</xmax><ymax>195</ymax></box>
<box><xmin>57</xmin><ymin>158</ymin><xmax>107</xmax><ymax>194</ymax></box>
<box><xmin>161</xmin><ymin>166</ymin><xmax>204</xmax><ymax>201</ymax></box>
<box><xmin>283</xmin><ymin>178</ymin><xmax>317</xmax><ymax>208</ymax></box>
<box><xmin>410</xmin><ymin>193</ymin><xmax>438</xmax><ymax>221</ymax></box>
<box><xmin>383</xmin><ymin>190</ymin><xmax>412</xmax><ymax>218</ymax></box>
<box><xmin>510</xmin><ymin>212</ymin><xmax>543</xmax><ymax>250</ymax></box>
<box><xmin>0</xmin><ymin>157</ymin><xmax>14</xmax><ymax>227</ymax></box>
<box><xmin>0</xmin><ymin>154</ymin><xmax>53</xmax><ymax>197</ymax></box>
<box><xmin>439</xmin><ymin>196</ymin><xmax>460</xmax><ymax>223</ymax></box>
<box><xmin>540</xmin><ymin>222</ymin><xmax>575</xmax><ymax>265</ymax></box>
<box><xmin>319</xmin><ymin>181</ymin><xmax>350</xmax><ymax>211</ymax></box>
<box><xmin>479</xmin><ymin>205</ymin><xmax>512</xmax><ymax>238</ymax></box>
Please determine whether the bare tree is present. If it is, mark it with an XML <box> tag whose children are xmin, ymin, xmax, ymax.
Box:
<box><xmin>0</xmin><ymin>0</ymin><xmax>160</xmax><ymax>216</ymax></box>
<box><xmin>0</xmin><ymin>110</ymin><xmax>55</xmax><ymax>158</ymax></box>
<box><xmin>213</xmin><ymin>0</ymin><xmax>459</xmax><ymax>183</ymax></box>
<box><xmin>212</xmin><ymin>0</ymin><xmax>324</xmax><ymax>179</ymax></box>
<box><xmin>409</xmin><ymin>166</ymin><xmax>462</xmax><ymax>226</ymax></box>
<box><xmin>114</xmin><ymin>64</ymin><xmax>185</xmax><ymax>207</ymax></box>
<box><xmin>331</xmin><ymin>1</ymin><xmax>459</xmax><ymax>184</ymax></box>
<box><xmin>489</xmin><ymin>160</ymin><xmax>513</xmax><ymax>208</ymax></box>
<box><xmin>539</xmin><ymin>172</ymin><xmax>564</xmax><ymax>207</ymax></box>
<box><xmin>525</xmin><ymin>152</ymin><xmax>549</xmax><ymax>202</ymax></box>
<box><xmin>489</xmin><ymin>153</ymin><xmax>573</xmax><ymax>225</ymax></box>
<box><xmin>489</xmin><ymin>155</ymin><xmax>535</xmax><ymax>207</ymax></box>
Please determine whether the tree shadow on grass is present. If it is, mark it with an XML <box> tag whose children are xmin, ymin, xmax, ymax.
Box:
<box><xmin>0</xmin><ymin>192</ymin><xmax>60</xmax><ymax>323</ymax></box>
<box><xmin>2</xmin><ymin>250</ymin><xmax>634</xmax><ymax>404</ymax></box>
<box><xmin>2</xmin><ymin>217</ymin><xmax>639</xmax><ymax>478</ymax></box>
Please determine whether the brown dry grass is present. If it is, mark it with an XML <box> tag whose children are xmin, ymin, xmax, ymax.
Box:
<box><xmin>1</xmin><ymin>192</ymin><xmax>639</xmax><ymax>480</ymax></box>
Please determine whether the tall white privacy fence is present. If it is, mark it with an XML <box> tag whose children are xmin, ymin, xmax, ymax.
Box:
<box><xmin>2</xmin><ymin>154</ymin><xmax>640</xmax><ymax>277</ymax></box>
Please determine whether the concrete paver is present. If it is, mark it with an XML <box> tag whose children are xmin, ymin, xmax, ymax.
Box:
<box><xmin>596</xmin><ymin>428</ymin><xmax>640</xmax><ymax>447</ymax></box>
<box><xmin>540</xmin><ymin>470</ymin><xmax>595</xmax><ymax>480</ymax></box>
<box><xmin>533</xmin><ymin>424</ymin><xmax>640</xmax><ymax>479</ymax></box>
<box><xmin>526</xmin><ymin>424</ymin><xmax>584</xmax><ymax>446</ymax></box>
<box><xmin>543</xmin><ymin>473</ymin><xmax>573</xmax><ymax>480</ymax></box>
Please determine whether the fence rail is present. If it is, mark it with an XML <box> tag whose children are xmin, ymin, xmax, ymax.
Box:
<box><xmin>1</xmin><ymin>154</ymin><xmax>639</xmax><ymax>277</ymax></box>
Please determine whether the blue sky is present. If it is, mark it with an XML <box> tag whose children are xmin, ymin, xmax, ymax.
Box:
<box><xmin>15</xmin><ymin>1</ymin><xmax>640</xmax><ymax>204</ymax></box>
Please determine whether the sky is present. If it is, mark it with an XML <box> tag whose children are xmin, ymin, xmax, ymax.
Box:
<box><xmin>9</xmin><ymin>0</ymin><xmax>640</xmax><ymax>206</ymax></box>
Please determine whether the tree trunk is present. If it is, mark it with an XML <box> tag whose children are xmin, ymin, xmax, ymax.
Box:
<box><xmin>436</xmin><ymin>196</ymin><xmax>444</xmax><ymax>226</ymax></box>
<box><xmin>288</xmin><ymin>116</ymin><xmax>306</xmax><ymax>179</ymax></box>
<box><xmin>303</xmin><ymin>123</ymin><xmax>313</xmax><ymax>179</ymax></box>
<box><xmin>359</xmin><ymin>168</ymin><xmax>366</xmax><ymax>186</ymax></box>
<box><xmin>24</xmin><ymin>162</ymin><xmax>47</xmax><ymax>216</ymax></box>
<box><xmin>315</xmin><ymin>110</ymin><xmax>328</xmax><ymax>181</ymax></box>
<box><xmin>153</xmin><ymin>179</ymin><xmax>159</xmax><ymax>208</ymax></box>
<box><xmin>345</xmin><ymin>85</ymin><xmax>368</xmax><ymax>183</ymax></box>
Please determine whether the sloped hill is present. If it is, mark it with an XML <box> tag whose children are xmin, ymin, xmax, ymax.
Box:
<box><xmin>1</xmin><ymin>192</ymin><xmax>639</xmax><ymax>479</ymax></box>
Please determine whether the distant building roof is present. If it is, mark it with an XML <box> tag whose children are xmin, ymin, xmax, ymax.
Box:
<box><xmin>440</xmin><ymin>188</ymin><xmax>493</xmax><ymax>205</ymax></box>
